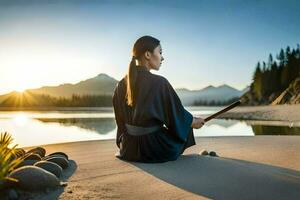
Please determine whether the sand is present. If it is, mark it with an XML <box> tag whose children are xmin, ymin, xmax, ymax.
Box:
<box><xmin>217</xmin><ymin>104</ymin><xmax>300</xmax><ymax>123</ymax></box>
<box><xmin>19</xmin><ymin>136</ymin><xmax>300</xmax><ymax>200</ymax></box>
<box><xmin>2</xmin><ymin>104</ymin><xmax>299</xmax><ymax>199</ymax></box>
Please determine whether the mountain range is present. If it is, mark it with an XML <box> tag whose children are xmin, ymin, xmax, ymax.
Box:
<box><xmin>177</xmin><ymin>85</ymin><xmax>249</xmax><ymax>105</ymax></box>
<box><xmin>27</xmin><ymin>73</ymin><xmax>118</xmax><ymax>98</ymax></box>
<box><xmin>0</xmin><ymin>73</ymin><xmax>248</xmax><ymax>106</ymax></box>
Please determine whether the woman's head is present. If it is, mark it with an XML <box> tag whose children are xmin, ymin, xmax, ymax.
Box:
<box><xmin>132</xmin><ymin>35</ymin><xmax>164</xmax><ymax>70</ymax></box>
<box><xmin>126</xmin><ymin>35</ymin><xmax>163</xmax><ymax>107</ymax></box>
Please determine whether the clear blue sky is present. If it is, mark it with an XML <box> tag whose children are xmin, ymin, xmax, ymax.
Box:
<box><xmin>0</xmin><ymin>0</ymin><xmax>299</xmax><ymax>94</ymax></box>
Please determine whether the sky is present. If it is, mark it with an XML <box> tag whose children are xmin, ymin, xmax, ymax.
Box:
<box><xmin>0</xmin><ymin>0</ymin><xmax>299</xmax><ymax>95</ymax></box>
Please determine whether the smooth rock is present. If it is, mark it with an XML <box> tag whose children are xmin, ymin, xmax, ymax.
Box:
<box><xmin>47</xmin><ymin>152</ymin><xmax>69</xmax><ymax>160</ymax></box>
<box><xmin>44</xmin><ymin>157</ymin><xmax>69</xmax><ymax>169</ymax></box>
<box><xmin>8</xmin><ymin>166</ymin><xmax>60</xmax><ymax>191</ymax></box>
<box><xmin>34</xmin><ymin>161</ymin><xmax>63</xmax><ymax>178</ymax></box>
<box><xmin>26</xmin><ymin>147</ymin><xmax>46</xmax><ymax>157</ymax></box>
<box><xmin>43</xmin><ymin>154</ymin><xmax>67</xmax><ymax>161</ymax></box>
<box><xmin>16</xmin><ymin>159</ymin><xmax>38</xmax><ymax>168</ymax></box>
<box><xmin>24</xmin><ymin>153</ymin><xmax>42</xmax><ymax>161</ymax></box>
<box><xmin>8</xmin><ymin>189</ymin><xmax>18</xmax><ymax>200</ymax></box>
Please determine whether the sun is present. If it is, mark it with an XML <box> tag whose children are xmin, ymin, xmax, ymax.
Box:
<box><xmin>15</xmin><ymin>87</ymin><xmax>26</xmax><ymax>93</ymax></box>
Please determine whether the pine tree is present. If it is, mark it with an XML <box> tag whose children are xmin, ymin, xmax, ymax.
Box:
<box><xmin>252</xmin><ymin>62</ymin><xmax>263</xmax><ymax>100</ymax></box>
<box><xmin>268</xmin><ymin>53</ymin><xmax>273</xmax><ymax>69</ymax></box>
<box><xmin>277</xmin><ymin>48</ymin><xmax>285</xmax><ymax>66</ymax></box>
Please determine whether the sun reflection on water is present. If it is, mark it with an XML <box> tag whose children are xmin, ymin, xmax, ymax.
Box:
<box><xmin>13</xmin><ymin>113</ymin><xmax>29</xmax><ymax>127</ymax></box>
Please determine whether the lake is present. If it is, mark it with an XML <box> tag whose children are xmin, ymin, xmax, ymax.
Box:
<box><xmin>0</xmin><ymin>107</ymin><xmax>299</xmax><ymax>147</ymax></box>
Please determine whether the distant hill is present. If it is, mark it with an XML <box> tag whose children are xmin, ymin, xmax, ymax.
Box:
<box><xmin>176</xmin><ymin>84</ymin><xmax>248</xmax><ymax>106</ymax></box>
<box><xmin>0</xmin><ymin>73</ymin><xmax>248</xmax><ymax>107</ymax></box>
<box><xmin>0</xmin><ymin>91</ymin><xmax>24</xmax><ymax>105</ymax></box>
<box><xmin>27</xmin><ymin>73</ymin><xmax>118</xmax><ymax>98</ymax></box>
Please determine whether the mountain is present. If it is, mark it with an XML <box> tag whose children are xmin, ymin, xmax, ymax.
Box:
<box><xmin>176</xmin><ymin>84</ymin><xmax>249</xmax><ymax>106</ymax></box>
<box><xmin>0</xmin><ymin>91</ymin><xmax>21</xmax><ymax>104</ymax></box>
<box><xmin>241</xmin><ymin>86</ymin><xmax>250</xmax><ymax>94</ymax></box>
<box><xmin>0</xmin><ymin>72</ymin><xmax>248</xmax><ymax>107</ymax></box>
<box><xmin>27</xmin><ymin>73</ymin><xmax>118</xmax><ymax>98</ymax></box>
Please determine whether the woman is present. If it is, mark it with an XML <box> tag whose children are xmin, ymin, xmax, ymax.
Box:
<box><xmin>112</xmin><ymin>35</ymin><xmax>206</xmax><ymax>163</ymax></box>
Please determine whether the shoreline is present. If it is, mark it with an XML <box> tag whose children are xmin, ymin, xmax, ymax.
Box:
<box><xmin>19</xmin><ymin>130</ymin><xmax>300</xmax><ymax>149</ymax></box>
<box><xmin>0</xmin><ymin>106</ymin><xmax>114</xmax><ymax>112</ymax></box>
<box><xmin>0</xmin><ymin>105</ymin><xmax>299</xmax><ymax>122</ymax></box>
<box><xmin>216</xmin><ymin>104</ymin><xmax>300</xmax><ymax>122</ymax></box>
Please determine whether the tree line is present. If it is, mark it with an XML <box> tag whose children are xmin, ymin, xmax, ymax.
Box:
<box><xmin>0</xmin><ymin>93</ymin><xmax>113</xmax><ymax>107</ymax></box>
<box><xmin>193</xmin><ymin>97</ymin><xmax>240</xmax><ymax>106</ymax></box>
<box><xmin>250</xmin><ymin>44</ymin><xmax>300</xmax><ymax>104</ymax></box>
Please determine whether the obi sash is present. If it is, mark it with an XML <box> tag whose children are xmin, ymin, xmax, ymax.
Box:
<box><xmin>125</xmin><ymin>123</ymin><xmax>163</xmax><ymax>136</ymax></box>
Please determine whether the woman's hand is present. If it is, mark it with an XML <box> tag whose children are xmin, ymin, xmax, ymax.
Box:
<box><xmin>191</xmin><ymin>116</ymin><xmax>205</xmax><ymax>129</ymax></box>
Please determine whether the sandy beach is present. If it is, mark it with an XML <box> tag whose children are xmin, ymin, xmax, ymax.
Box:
<box><xmin>1</xmin><ymin>104</ymin><xmax>299</xmax><ymax>199</ymax></box>
<box><xmin>19</xmin><ymin>136</ymin><xmax>300</xmax><ymax>200</ymax></box>
<box><xmin>217</xmin><ymin>104</ymin><xmax>300</xmax><ymax>123</ymax></box>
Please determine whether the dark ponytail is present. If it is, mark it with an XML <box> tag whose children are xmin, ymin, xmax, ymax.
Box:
<box><xmin>126</xmin><ymin>36</ymin><xmax>160</xmax><ymax>107</ymax></box>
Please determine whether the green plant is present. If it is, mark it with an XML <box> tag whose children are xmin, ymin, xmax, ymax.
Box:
<box><xmin>0</xmin><ymin>132</ymin><xmax>25</xmax><ymax>189</ymax></box>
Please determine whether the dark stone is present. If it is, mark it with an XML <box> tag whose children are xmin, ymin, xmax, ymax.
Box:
<box><xmin>44</xmin><ymin>157</ymin><xmax>69</xmax><ymax>169</ymax></box>
<box><xmin>26</xmin><ymin>147</ymin><xmax>46</xmax><ymax>157</ymax></box>
<box><xmin>47</xmin><ymin>152</ymin><xmax>69</xmax><ymax>160</ymax></box>
<box><xmin>209</xmin><ymin>151</ymin><xmax>219</xmax><ymax>157</ymax></box>
<box><xmin>16</xmin><ymin>159</ymin><xmax>38</xmax><ymax>168</ymax></box>
<box><xmin>24</xmin><ymin>153</ymin><xmax>42</xmax><ymax>161</ymax></box>
<box><xmin>34</xmin><ymin>161</ymin><xmax>63</xmax><ymax>178</ymax></box>
<box><xmin>43</xmin><ymin>154</ymin><xmax>67</xmax><ymax>161</ymax></box>
<box><xmin>8</xmin><ymin>166</ymin><xmax>60</xmax><ymax>191</ymax></box>
<box><xmin>8</xmin><ymin>189</ymin><xmax>18</xmax><ymax>200</ymax></box>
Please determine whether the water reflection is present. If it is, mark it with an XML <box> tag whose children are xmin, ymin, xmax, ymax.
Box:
<box><xmin>195</xmin><ymin>119</ymin><xmax>254</xmax><ymax>137</ymax></box>
<box><xmin>37</xmin><ymin>118</ymin><xmax>116</xmax><ymax>135</ymax></box>
<box><xmin>13</xmin><ymin>113</ymin><xmax>29</xmax><ymax>127</ymax></box>
<box><xmin>32</xmin><ymin>118</ymin><xmax>300</xmax><ymax>137</ymax></box>
<box><xmin>251</xmin><ymin>125</ymin><xmax>300</xmax><ymax>135</ymax></box>
<box><xmin>0</xmin><ymin>118</ymin><xmax>105</xmax><ymax>148</ymax></box>
<box><xmin>0</xmin><ymin>110</ymin><xmax>299</xmax><ymax>147</ymax></box>
<box><xmin>193</xmin><ymin>119</ymin><xmax>300</xmax><ymax>137</ymax></box>
<box><xmin>204</xmin><ymin>119</ymin><xmax>239</xmax><ymax>128</ymax></box>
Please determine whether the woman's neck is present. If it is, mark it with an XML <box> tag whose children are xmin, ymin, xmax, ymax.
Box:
<box><xmin>136</xmin><ymin>60</ymin><xmax>151</xmax><ymax>71</ymax></box>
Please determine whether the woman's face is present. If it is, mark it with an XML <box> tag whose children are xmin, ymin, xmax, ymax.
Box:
<box><xmin>148</xmin><ymin>45</ymin><xmax>164</xmax><ymax>70</ymax></box>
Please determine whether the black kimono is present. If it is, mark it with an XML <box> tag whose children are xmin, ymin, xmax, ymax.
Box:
<box><xmin>112</xmin><ymin>65</ymin><xmax>196</xmax><ymax>163</ymax></box>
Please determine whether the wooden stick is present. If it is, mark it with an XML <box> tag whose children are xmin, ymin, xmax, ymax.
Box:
<box><xmin>204</xmin><ymin>100</ymin><xmax>241</xmax><ymax>122</ymax></box>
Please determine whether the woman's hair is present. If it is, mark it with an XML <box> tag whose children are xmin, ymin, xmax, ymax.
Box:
<box><xmin>126</xmin><ymin>35</ymin><xmax>160</xmax><ymax>107</ymax></box>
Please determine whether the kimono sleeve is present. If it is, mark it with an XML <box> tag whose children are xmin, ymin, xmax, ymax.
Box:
<box><xmin>112</xmin><ymin>83</ymin><xmax>126</xmax><ymax>149</ymax></box>
<box><xmin>161</xmin><ymin>78</ymin><xmax>194</xmax><ymax>143</ymax></box>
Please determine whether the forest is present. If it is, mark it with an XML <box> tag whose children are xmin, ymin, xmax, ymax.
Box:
<box><xmin>0</xmin><ymin>93</ymin><xmax>113</xmax><ymax>107</ymax></box>
<box><xmin>247</xmin><ymin>44</ymin><xmax>300</xmax><ymax>104</ymax></box>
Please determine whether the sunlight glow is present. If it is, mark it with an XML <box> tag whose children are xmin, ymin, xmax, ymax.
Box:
<box><xmin>13</xmin><ymin>113</ymin><xmax>29</xmax><ymax>127</ymax></box>
<box><xmin>15</xmin><ymin>88</ymin><xmax>26</xmax><ymax>93</ymax></box>
<box><xmin>0</xmin><ymin>41</ymin><xmax>101</xmax><ymax>95</ymax></box>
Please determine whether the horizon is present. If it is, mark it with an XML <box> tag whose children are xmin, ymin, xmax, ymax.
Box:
<box><xmin>0</xmin><ymin>72</ymin><xmax>248</xmax><ymax>96</ymax></box>
<box><xmin>1</xmin><ymin>0</ymin><xmax>299</xmax><ymax>95</ymax></box>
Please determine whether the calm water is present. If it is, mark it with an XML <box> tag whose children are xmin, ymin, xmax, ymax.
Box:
<box><xmin>0</xmin><ymin>107</ymin><xmax>299</xmax><ymax>147</ymax></box>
